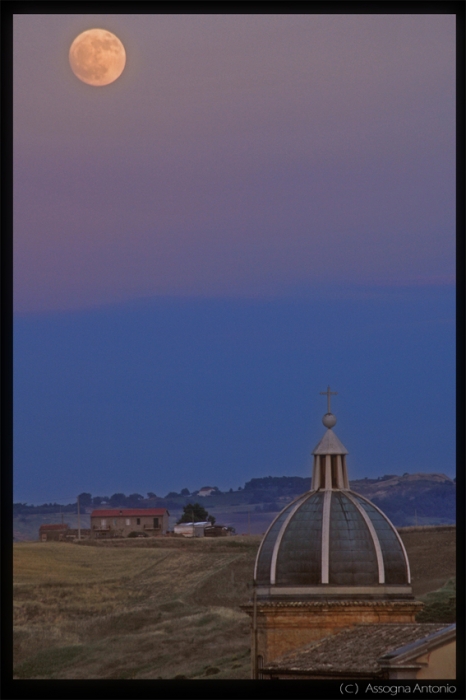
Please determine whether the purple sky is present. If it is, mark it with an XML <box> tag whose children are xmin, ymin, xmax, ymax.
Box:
<box><xmin>14</xmin><ymin>14</ymin><xmax>455</xmax><ymax>314</ymax></box>
<box><xmin>13</xmin><ymin>14</ymin><xmax>456</xmax><ymax>503</ymax></box>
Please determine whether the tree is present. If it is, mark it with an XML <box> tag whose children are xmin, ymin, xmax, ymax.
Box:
<box><xmin>180</xmin><ymin>488</ymin><xmax>190</xmax><ymax>496</ymax></box>
<box><xmin>177</xmin><ymin>502</ymin><xmax>209</xmax><ymax>524</ymax></box>
<box><xmin>78</xmin><ymin>492</ymin><xmax>92</xmax><ymax>507</ymax></box>
<box><xmin>147</xmin><ymin>492</ymin><xmax>157</xmax><ymax>499</ymax></box>
<box><xmin>109</xmin><ymin>493</ymin><xmax>127</xmax><ymax>506</ymax></box>
<box><xmin>207</xmin><ymin>515</ymin><xmax>216</xmax><ymax>525</ymax></box>
<box><xmin>92</xmin><ymin>496</ymin><xmax>109</xmax><ymax>505</ymax></box>
<box><xmin>128</xmin><ymin>493</ymin><xmax>144</xmax><ymax>504</ymax></box>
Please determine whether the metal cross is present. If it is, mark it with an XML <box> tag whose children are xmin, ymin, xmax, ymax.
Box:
<box><xmin>320</xmin><ymin>386</ymin><xmax>337</xmax><ymax>413</ymax></box>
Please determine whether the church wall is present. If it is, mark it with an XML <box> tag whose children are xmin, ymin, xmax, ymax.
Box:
<box><xmin>414</xmin><ymin>641</ymin><xmax>456</xmax><ymax>679</ymax></box>
<box><xmin>252</xmin><ymin>601</ymin><xmax>421</xmax><ymax>665</ymax></box>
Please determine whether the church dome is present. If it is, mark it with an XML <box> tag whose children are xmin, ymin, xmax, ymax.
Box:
<box><xmin>254</xmin><ymin>388</ymin><xmax>411</xmax><ymax>598</ymax></box>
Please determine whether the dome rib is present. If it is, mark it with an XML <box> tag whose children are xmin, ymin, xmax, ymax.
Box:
<box><xmin>254</xmin><ymin>491</ymin><xmax>309</xmax><ymax>583</ymax></box>
<box><xmin>321</xmin><ymin>490</ymin><xmax>332</xmax><ymax>583</ymax></box>
<box><xmin>345</xmin><ymin>492</ymin><xmax>385</xmax><ymax>584</ymax></box>
<box><xmin>271</xmin><ymin>493</ymin><xmax>313</xmax><ymax>584</ymax></box>
<box><xmin>349</xmin><ymin>491</ymin><xmax>411</xmax><ymax>584</ymax></box>
<box><xmin>328</xmin><ymin>492</ymin><xmax>379</xmax><ymax>586</ymax></box>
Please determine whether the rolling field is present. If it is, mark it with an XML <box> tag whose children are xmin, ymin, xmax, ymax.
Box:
<box><xmin>13</xmin><ymin>536</ymin><xmax>259</xmax><ymax>679</ymax></box>
<box><xmin>13</xmin><ymin>527</ymin><xmax>456</xmax><ymax>679</ymax></box>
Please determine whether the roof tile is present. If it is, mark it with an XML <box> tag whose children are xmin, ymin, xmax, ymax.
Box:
<box><xmin>91</xmin><ymin>509</ymin><xmax>168</xmax><ymax>517</ymax></box>
<box><xmin>263</xmin><ymin>624</ymin><xmax>448</xmax><ymax>675</ymax></box>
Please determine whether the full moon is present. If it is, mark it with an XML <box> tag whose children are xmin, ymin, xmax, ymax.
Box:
<box><xmin>69</xmin><ymin>29</ymin><xmax>126</xmax><ymax>86</ymax></box>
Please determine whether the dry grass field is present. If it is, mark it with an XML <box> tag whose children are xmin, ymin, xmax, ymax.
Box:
<box><xmin>13</xmin><ymin>536</ymin><xmax>259</xmax><ymax>680</ymax></box>
<box><xmin>397</xmin><ymin>526</ymin><xmax>456</xmax><ymax>596</ymax></box>
<box><xmin>13</xmin><ymin>527</ymin><xmax>455</xmax><ymax>680</ymax></box>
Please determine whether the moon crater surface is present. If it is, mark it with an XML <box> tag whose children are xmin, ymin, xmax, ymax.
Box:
<box><xmin>69</xmin><ymin>29</ymin><xmax>126</xmax><ymax>86</ymax></box>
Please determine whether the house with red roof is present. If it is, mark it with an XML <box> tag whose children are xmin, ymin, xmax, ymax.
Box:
<box><xmin>90</xmin><ymin>508</ymin><xmax>169</xmax><ymax>538</ymax></box>
<box><xmin>39</xmin><ymin>523</ymin><xmax>69</xmax><ymax>541</ymax></box>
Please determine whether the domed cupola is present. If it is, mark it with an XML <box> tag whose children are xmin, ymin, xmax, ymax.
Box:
<box><xmin>254</xmin><ymin>387</ymin><xmax>412</xmax><ymax>598</ymax></box>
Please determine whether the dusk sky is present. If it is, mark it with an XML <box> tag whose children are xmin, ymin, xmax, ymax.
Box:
<box><xmin>13</xmin><ymin>14</ymin><xmax>456</xmax><ymax>504</ymax></box>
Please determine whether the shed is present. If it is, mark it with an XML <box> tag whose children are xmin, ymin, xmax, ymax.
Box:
<box><xmin>204</xmin><ymin>524</ymin><xmax>230</xmax><ymax>537</ymax></box>
<box><xmin>174</xmin><ymin>521</ymin><xmax>211</xmax><ymax>537</ymax></box>
<box><xmin>39</xmin><ymin>523</ymin><xmax>69</xmax><ymax>542</ymax></box>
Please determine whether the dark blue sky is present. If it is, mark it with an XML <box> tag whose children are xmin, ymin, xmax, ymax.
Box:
<box><xmin>13</xmin><ymin>16</ymin><xmax>456</xmax><ymax>503</ymax></box>
<box><xmin>14</xmin><ymin>285</ymin><xmax>455</xmax><ymax>503</ymax></box>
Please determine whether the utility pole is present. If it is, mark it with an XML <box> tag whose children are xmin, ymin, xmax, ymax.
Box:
<box><xmin>77</xmin><ymin>495</ymin><xmax>81</xmax><ymax>540</ymax></box>
<box><xmin>252</xmin><ymin>585</ymin><xmax>257</xmax><ymax>679</ymax></box>
<box><xmin>248</xmin><ymin>508</ymin><xmax>250</xmax><ymax>536</ymax></box>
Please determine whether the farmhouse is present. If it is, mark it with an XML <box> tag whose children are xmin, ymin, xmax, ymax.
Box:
<box><xmin>90</xmin><ymin>508</ymin><xmax>169</xmax><ymax>538</ymax></box>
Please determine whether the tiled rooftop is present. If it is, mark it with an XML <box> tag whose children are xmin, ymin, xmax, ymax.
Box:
<box><xmin>263</xmin><ymin>623</ymin><xmax>447</xmax><ymax>675</ymax></box>
<box><xmin>91</xmin><ymin>508</ymin><xmax>168</xmax><ymax>517</ymax></box>
<box><xmin>39</xmin><ymin>523</ymin><xmax>69</xmax><ymax>530</ymax></box>
<box><xmin>249</xmin><ymin>599</ymin><xmax>422</xmax><ymax>608</ymax></box>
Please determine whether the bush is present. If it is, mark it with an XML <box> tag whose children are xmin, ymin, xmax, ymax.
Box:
<box><xmin>416</xmin><ymin>578</ymin><xmax>456</xmax><ymax>624</ymax></box>
<box><xmin>127</xmin><ymin>531</ymin><xmax>148</xmax><ymax>538</ymax></box>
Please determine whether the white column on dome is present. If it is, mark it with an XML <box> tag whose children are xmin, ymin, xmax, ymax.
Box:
<box><xmin>336</xmin><ymin>455</ymin><xmax>344</xmax><ymax>488</ymax></box>
<box><xmin>342</xmin><ymin>455</ymin><xmax>350</xmax><ymax>489</ymax></box>
<box><xmin>325</xmin><ymin>455</ymin><xmax>332</xmax><ymax>489</ymax></box>
<box><xmin>312</xmin><ymin>455</ymin><xmax>320</xmax><ymax>490</ymax></box>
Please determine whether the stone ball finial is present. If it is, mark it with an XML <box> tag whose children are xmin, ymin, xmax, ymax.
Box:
<box><xmin>322</xmin><ymin>412</ymin><xmax>337</xmax><ymax>429</ymax></box>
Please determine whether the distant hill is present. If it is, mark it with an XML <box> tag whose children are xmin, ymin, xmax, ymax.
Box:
<box><xmin>238</xmin><ymin>472</ymin><xmax>455</xmax><ymax>526</ymax></box>
<box><xmin>14</xmin><ymin>472</ymin><xmax>455</xmax><ymax>541</ymax></box>
<box><xmin>349</xmin><ymin>473</ymin><xmax>456</xmax><ymax>526</ymax></box>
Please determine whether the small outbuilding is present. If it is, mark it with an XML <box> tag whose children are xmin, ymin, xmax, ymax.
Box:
<box><xmin>174</xmin><ymin>521</ymin><xmax>211</xmax><ymax>537</ymax></box>
<box><xmin>39</xmin><ymin>523</ymin><xmax>69</xmax><ymax>541</ymax></box>
<box><xmin>204</xmin><ymin>524</ymin><xmax>231</xmax><ymax>537</ymax></box>
<box><xmin>90</xmin><ymin>508</ymin><xmax>169</xmax><ymax>538</ymax></box>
